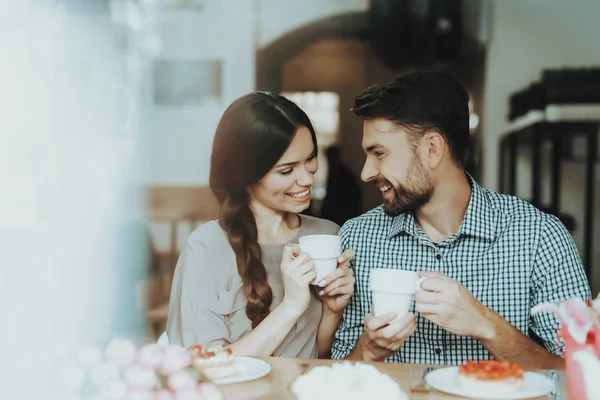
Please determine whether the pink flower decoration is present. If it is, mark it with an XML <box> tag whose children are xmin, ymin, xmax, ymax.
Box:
<box><xmin>564</xmin><ymin>298</ymin><xmax>594</xmax><ymax>326</ymax></box>
<box><xmin>168</xmin><ymin>371</ymin><xmax>196</xmax><ymax>391</ymax></box>
<box><xmin>137</xmin><ymin>344</ymin><xmax>163</xmax><ymax>369</ymax></box>
<box><xmin>592</xmin><ymin>299</ymin><xmax>600</xmax><ymax>315</ymax></box>
<box><xmin>174</xmin><ymin>390</ymin><xmax>202</xmax><ymax>400</ymax></box>
<box><xmin>124</xmin><ymin>365</ymin><xmax>157</xmax><ymax>390</ymax></box>
<box><xmin>533</xmin><ymin>297</ymin><xmax>599</xmax><ymax>344</ymax></box>
<box><xmin>159</xmin><ymin>346</ymin><xmax>191</xmax><ymax>376</ymax></box>
<box><xmin>106</xmin><ymin>338</ymin><xmax>138</xmax><ymax>368</ymax></box>
<box><xmin>155</xmin><ymin>390</ymin><xmax>175</xmax><ymax>400</ymax></box>
<box><xmin>126</xmin><ymin>390</ymin><xmax>155</xmax><ymax>400</ymax></box>
<box><xmin>196</xmin><ymin>383</ymin><xmax>225</xmax><ymax>400</ymax></box>
<box><xmin>90</xmin><ymin>362</ymin><xmax>121</xmax><ymax>386</ymax></box>
<box><xmin>531</xmin><ymin>302</ymin><xmax>562</xmax><ymax>320</ymax></box>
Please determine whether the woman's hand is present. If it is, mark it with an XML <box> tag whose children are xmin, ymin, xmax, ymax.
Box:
<box><xmin>280</xmin><ymin>244</ymin><xmax>315</xmax><ymax>316</ymax></box>
<box><xmin>318</xmin><ymin>249</ymin><xmax>355</xmax><ymax>316</ymax></box>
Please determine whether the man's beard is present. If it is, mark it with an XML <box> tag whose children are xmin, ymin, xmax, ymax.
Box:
<box><xmin>375</xmin><ymin>156</ymin><xmax>434</xmax><ymax>217</ymax></box>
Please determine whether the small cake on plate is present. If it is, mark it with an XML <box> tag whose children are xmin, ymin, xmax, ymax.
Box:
<box><xmin>189</xmin><ymin>344</ymin><xmax>236</xmax><ymax>380</ymax></box>
<box><xmin>458</xmin><ymin>360</ymin><xmax>524</xmax><ymax>395</ymax></box>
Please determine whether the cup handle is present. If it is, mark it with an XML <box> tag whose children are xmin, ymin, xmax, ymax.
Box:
<box><xmin>415</xmin><ymin>277</ymin><xmax>428</xmax><ymax>292</ymax></box>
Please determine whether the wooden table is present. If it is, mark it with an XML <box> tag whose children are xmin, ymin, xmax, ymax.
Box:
<box><xmin>219</xmin><ymin>357</ymin><xmax>568</xmax><ymax>399</ymax></box>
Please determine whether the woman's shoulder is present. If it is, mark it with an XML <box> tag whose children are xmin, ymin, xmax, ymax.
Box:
<box><xmin>179</xmin><ymin>220</ymin><xmax>235</xmax><ymax>281</ymax></box>
<box><xmin>187</xmin><ymin>220</ymin><xmax>229</xmax><ymax>247</ymax></box>
<box><xmin>299</xmin><ymin>214</ymin><xmax>340</xmax><ymax>235</ymax></box>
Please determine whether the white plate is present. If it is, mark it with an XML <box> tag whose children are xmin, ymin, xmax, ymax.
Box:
<box><xmin>211</xmin><ymin>356</ymin><xmax>271</xmax><ymax>385</ymax></box>
<box><xmin>424</xmin><ymin>367</ymin><xmax>554</xmax><ymax>399</ymax></box>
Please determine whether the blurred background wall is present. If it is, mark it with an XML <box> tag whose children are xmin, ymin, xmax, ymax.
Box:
<box><xmin>482</xmin><ymin>0</ymin><xmax>600</xmax><ymax>293</ymax></box>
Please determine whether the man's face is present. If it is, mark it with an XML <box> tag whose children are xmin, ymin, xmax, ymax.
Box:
<box><xmin>361</xmin><ymin>118</ymin><xmax>434</xmax><ymax>216</ymax></box>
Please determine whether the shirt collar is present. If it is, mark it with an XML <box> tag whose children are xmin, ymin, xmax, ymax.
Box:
<box><xmin>458</xmin><ymin>174</ymin><xmax>497</xmax><ymax>241</ymax></box>
<box><xmin>388</xmin><ymin>212</ymin><xmax>412</xmax><ymax>239</ymax></box>
<box><xmin>387</xmin><ymin>173</ymin><xmax>497</xmax><ymax>241</ymax></box>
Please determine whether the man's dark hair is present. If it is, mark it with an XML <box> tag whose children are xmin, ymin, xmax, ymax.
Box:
<box><xmin>352</xmin><ymin>71</ymin><xmax>470</xmax><ymax>168</ymax></box>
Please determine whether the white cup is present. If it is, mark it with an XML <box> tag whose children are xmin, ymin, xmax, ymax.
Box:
<box><xmin>298</xmin><ymin>235</ymin><xmax>341</xmax><ymax>285</ymax></box>
<box><xmin>370</xmin><ymin>269</ymin><xmax>427</xmax><ymax>322</ymax></box>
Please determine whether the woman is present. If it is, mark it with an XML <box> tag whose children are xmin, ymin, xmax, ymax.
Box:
<box><xmin>166</xmin><ymin>92</ymin><xmax>355</xmax><ymax>358</ymax></box>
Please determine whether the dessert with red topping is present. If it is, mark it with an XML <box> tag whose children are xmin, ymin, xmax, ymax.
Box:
<box><xmin>458</xmin><ymin>360</ymin><xmax>524</xmax><ymax>395</ymax></box>
<box><xmin>189</xmin><ymin>344</ymin><xmax>235</xmax><ymax>380</ymax></box>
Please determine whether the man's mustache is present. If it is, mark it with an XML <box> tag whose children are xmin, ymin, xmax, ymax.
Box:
<box><xmin>370</xmin><ymin>178</ymin><xmax>393</xmax><ymax>187</ymax></box>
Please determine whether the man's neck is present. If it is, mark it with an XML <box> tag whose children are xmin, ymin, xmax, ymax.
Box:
<box><xmin>414</xmin><ymin>171</ymin><xmax>472</xmax><ymax>244</ymax></box>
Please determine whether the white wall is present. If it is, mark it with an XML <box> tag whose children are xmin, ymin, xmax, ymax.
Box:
<box><xmin>140</xmin><ymin>0</ymin><xmax>255</xmax><ymax>185</ymax></box>
<box><xmin>482</xmin><ymin>0</ymin><xmax>600</xmax><ymax>293</ymax></box>
<box><xmin>144</xmin><ymin>0</ymin><xmax>367</xmax><ymax>186</ymax></box>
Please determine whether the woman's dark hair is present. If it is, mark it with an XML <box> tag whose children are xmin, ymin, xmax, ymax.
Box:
<box><xmin>352</xmin><ymin>71</ymin><xmax>470</xmax><ymax>168</ymax></box>
<box><xmin>210</xmin><ymin>92</ymin><xmax>317</xmax><ymax>328</ymax></box>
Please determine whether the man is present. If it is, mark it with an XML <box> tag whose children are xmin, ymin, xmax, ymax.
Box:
<box><xmin>330</xmin><ymin>71</ymin><xmax>591</xmax><ymax>369</ymax></box>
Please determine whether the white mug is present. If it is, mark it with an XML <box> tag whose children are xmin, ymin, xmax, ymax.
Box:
<box><xmin>370</xmin><ymin>269</ymin><xmax>427</xmax><ymax>322</ymax></box>
<box><xmin>298</xmin><ymin>235</ymin><xmax>341</xmax><ymax>285</ymax></box>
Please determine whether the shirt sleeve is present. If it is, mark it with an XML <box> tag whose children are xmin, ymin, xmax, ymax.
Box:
<box><xmin>166</xmin><ymin>238</ymin><xmax>231</xmax><ymax>347</ymax></box>
<box><xmin>530</xmin><ymin>215</ymin><xmax>592</xmax><ymax>355</ymax></box>
<box><xmin>331</xmin><ymin>220</ymin><xmax>365</xmax><ymax>359</ymax></box>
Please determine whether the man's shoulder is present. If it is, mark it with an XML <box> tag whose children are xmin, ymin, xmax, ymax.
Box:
<box><xmin>481</xmin><ymin>187</ymin><xmax>551</xmax><ymax>224</ymax></box>
<box><xmin>339</xmin><ymin>206</ymin><xmax>390</xmax><ymax>237</ymax></box>
<box><xmin>478</xmin><ymin>186</ymin><xmax>577</xmax><ymax>258</ymax></box>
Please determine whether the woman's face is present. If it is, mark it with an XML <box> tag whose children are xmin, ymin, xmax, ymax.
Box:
<box><xmin>248</xmin><ymin>127</ymin><xmax>318</xmax><ymax>214</ymax></box>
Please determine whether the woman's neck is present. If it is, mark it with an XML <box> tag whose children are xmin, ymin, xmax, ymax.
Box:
<box><xmin>251</xmin><ymin>203</ymin><xmax>301</xmax><ymax>245</ymax></box>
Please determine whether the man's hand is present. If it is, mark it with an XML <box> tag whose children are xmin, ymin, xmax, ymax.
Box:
<box><xmin>414</xmin><ymin>271</ymin><xmax>495</xmax><ymax>339</ymax></box>
<box><xmin>349</xmin><ymin>311</ymin><xmax>416</xmax><ymax>361</ymax></box>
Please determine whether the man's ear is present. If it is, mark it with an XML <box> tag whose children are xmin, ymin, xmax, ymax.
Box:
<box><xmin>422</xmin><ymin>131</ymin><xmax>446</xmax><ymax>169</ymax></box>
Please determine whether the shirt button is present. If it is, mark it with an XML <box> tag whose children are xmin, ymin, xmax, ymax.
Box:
<box><xmin>434</xmin><ymin>347</ymin><xmax>442</xmax><ymax>355</ymax></box>
<box><xmin>435</xmin><ymin>254</ymin><xmax>442</xmax><ymax>260</ymax></box>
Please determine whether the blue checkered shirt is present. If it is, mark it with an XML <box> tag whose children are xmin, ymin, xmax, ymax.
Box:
<box><xmin>331</xmin><ymin>176</ymin><xmax>591</xmax><ymax>364</ymax></box>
